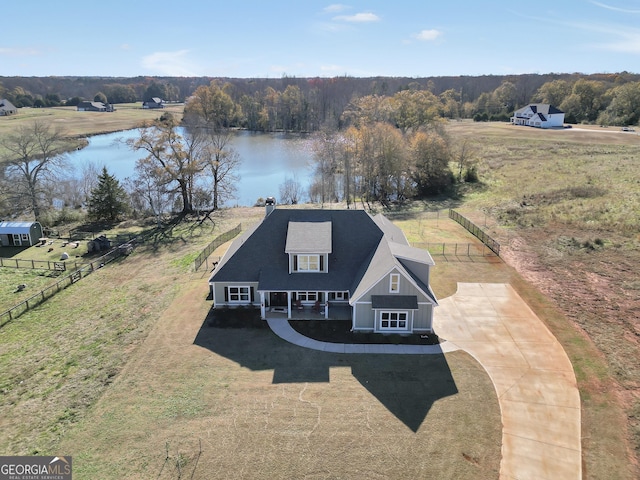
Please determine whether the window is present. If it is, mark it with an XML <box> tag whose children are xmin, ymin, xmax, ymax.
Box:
<box><xmin>296</xmin><ymin>254</ymin><xmax>320</xmax><ymax>272</ymax></box>
<box><xmin>380</xmin><ymin>311</ymin><xmax>408</xmax><ymax>331</ymax></box>
<box><xmin>228</xmin><ymin>286</ymin><xmax>250</xmax><ymax>302</ymax></box>
<box><xmin>295</xmin><ymin>291</ymin><xmax>318</xmax><ymax>302</ymax></box>
<box><xmin>389</xmin><ymin>273</ymin><xmax>400</xmax><ymax>293</ymax></box>
<box><xmin>21</xmin><ymin>234</ymin><xmax>30</xmax><ymax>241</ymax></box>
<box><xmin>330</xmin><ymin>291</ymin><xmax>349</xmax><ymax>301</ymax></box>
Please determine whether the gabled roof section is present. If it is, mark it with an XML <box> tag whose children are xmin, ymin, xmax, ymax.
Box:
<box><xmin>389</xmin><ymin>242</ymin><xmax>434</xmax><ymax>266</ymax></box>
<box><xmin>350</xmin><ymin>216</ymin><xmax>437</xmax><ymax>305</ymax></box>
<box><xmin>285</xmin><ymin>221</ymin><xmax>332</xmax><ymax>253</ymax></box>
<box><xmin>0</xmin><ymin>99</ymin><xmax>17</xmax><ymax>111</ymax></box>
<box><xmin>209</xmin><ymin>209</ymin><xmax>382</xmax><ymax>291</ymax></box>
<box><xmin>515</xmin><ymin>103</ymin><xmax>563</xmax><ymax>117</ymax></box>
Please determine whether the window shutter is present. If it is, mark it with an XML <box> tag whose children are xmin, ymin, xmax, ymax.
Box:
<box><xmin>250</xmin><ymin>287</ymin><xmax>255</xmax><ymax>302</ymax></box>
<box><xmin>293</xmin><ymin>255</ymin><xmax>298</xmax><ymax>271</ymax></box>
<box><xmin>320</xmin><ymin>255</ymin><xmax>324</xmax><ymax>271</ymax></box>
<box><xmin>224</xmin><ymin>287</ymin><xmax>229</xmax><ymax>302</ymax></box>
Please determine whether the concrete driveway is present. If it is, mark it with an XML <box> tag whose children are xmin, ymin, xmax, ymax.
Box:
<box><xmin>434</xmin><ymin>283</ymin><xmax>581</xmax><ymax>480</ymax></box>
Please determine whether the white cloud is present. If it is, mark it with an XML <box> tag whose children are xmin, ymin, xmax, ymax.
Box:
<box><xmin>568</xmin><ymin>20</ymin><xmax>640</xmax><ymax>53</ymax></box>
<box><xmin>414</xmin><ymin>29</ymin><xmax>442</xmax><ymax>41</ymax></box>
<box><xmin>333</xmin><ymin>12</ymin><xmax>380</xmax><ymax>23</ymax></box>
<box><xmin>324</xmin><ymin>4</ymin><xmax>349</xmax><ymax>13</ymax></box>
<box><xmin>0</xmin><ymin>46</ymin><xmax>40</xmax><ymax>56</ymax></box>
<box><xmin>590</xmin><ymin>1</ymin><xmax>640</xmax><ymax>14</ymax></box>
<box><xmin>141</xmin><ymin>50</ymin><xmax>198</xmax><ymax>76</ymax></box>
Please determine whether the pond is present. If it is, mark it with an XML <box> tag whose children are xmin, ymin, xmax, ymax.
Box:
<box><xmin>66</xmin><ymin>129</ymin><xmax>316</xmax><ymax>207</ymax></box>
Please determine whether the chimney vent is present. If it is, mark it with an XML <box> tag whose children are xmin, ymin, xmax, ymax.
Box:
<box><xmin>265</xmin><ymin>197</ymin><xmax>276</xmax><ymax>217</ymax></box>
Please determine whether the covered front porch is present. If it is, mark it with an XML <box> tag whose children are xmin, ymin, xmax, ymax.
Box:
<box><xmin>260</xmin><ymin>290</ymin><xmax>352</xmax><ymax>321</ymax></box>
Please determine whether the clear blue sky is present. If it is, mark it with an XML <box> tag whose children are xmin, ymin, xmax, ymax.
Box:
<box><xmin>3</xmin><ymin>1</ymin><xmax>639</xmax><ymax>78</ymax></box>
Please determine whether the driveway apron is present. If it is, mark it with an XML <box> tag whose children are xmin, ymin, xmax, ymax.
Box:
<box><xmin>434</xmin><ymin>283</ymin><xmax>581</xmax><ymax>480</ymax></box>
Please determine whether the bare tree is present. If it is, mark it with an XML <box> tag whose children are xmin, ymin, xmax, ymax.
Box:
<box><xmin>279</xmin><ymin>175</ymin><xmax>303</xmax><ymax>205</ymax></box>
<box><xmin>0</xmin><ymin>120</ymin><xmax>72</xmax><ymax>220</ymax></box>
<box><xmin>127</xmin><ymin>119</ymin><xmax>205</xmax><ymax>214</ymax></box>
<box><xmin>125</xmin><ymin>164</ymin><xmax>174</xmax><ymax>222</ymax></box>
<box><xmin>199</xmin><ymin>129</ymin><xmax>241</xmax><ymax>210</ymax></box>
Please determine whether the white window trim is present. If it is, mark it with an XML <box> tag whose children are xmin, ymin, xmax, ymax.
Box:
<box><xmin>295</xmin><ymin>291</ymin><xmax>319</xmax><ymax>302</ymax></box>
<box><xmin>331</xmin><ymin>291</ymin><xmax>349</xmax><ymax>301</ymax></box>
<box><xmin>228</xmin><ymin>285</ymin><xmax>250</xmax><ymax>303</ymax></box>
<box><xmin>379</xmin><ymin>311</ymin><xmax>409</xmax><ymax>331</ymax></box>
<box><xmin>389</xmin><ymin>273</ymin><xmax>400</xmax><ymax>293</ymax></box>
<box><xmin>296</xmin><ymin>254</ymin><xmax>320</xmax><ymax>272</ymax></box>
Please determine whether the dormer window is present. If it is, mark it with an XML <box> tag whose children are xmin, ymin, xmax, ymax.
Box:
<box><xmin>295</xmin><ymin>254</ymin><xmax>320</xmax><ymax>272</ymax></box>
<box><xmin>285</xmin><ymin>221</ymin><xmax>331</xmax><ymax>274</ymax></box>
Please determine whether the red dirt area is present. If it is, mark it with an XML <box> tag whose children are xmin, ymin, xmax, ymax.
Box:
<box><xmin>497</xmin><ymin>225</ymin><xmax>640</xmax><ymax>476</ymax></box>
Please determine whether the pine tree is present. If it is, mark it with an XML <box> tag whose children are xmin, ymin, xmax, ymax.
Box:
<box><xmin>87</xmin><ymin>167</ymin><xmax>130</xmax><ymax>222</ymax></box>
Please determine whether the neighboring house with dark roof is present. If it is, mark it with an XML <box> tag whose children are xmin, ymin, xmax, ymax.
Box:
<box><xmin>76</xmin><ymin>101</ymin><xmax>113</xmax><ymax>112</ymax></box>
<box><xmin>0</xmin><ymin>221</ymin><xmax>43</xmax><ymax>247</ymax></box>
<box><xmin>0</xmin><ymin>99</ymin><xmax>17</xmax><ymax>116</ymax></box>
<box><xmin>208</xmin><ymin>206</ymin><xmax>438</xmax><ymax>334</ymax></box>
<box><xmin>142</xmin><ymin>97</ymin><xmax>164</xmax><ymax>109</ymax></box>
<box><xmin>511</xmin><ymin>104</ymin><xmax>565</xmax><ymax>128</ymax></box>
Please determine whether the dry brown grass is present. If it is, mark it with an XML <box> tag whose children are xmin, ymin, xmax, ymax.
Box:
<box><xmin>1</xmin><ymin>208</ymin><xmax>504</xmax><ymax>479</ymax></box>
<box><xmin>0</xmin><ymin>103</ymin><xmax>184</xmax><ymax>138</ymax></box>
<box><xmin>445</xmin><ymin>121</ymin><xmax>640</xmax><ymax>479</ymax></box>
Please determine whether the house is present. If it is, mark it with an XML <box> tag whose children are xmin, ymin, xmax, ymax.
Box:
<box><xmin>0</xmin><ymin>221</ymin><xmax>44</xmax><ymax>247</ymax></box>
<box><xmin>0</xmin><ymin>99</ymin><xmax>17</xmax><ymax>116</ymax></box>
<box><xmin>76</xmin><ymin>101</ymin><xmax>113</xmax><ymax>112</ymax></box>
<box><xmin>208</xmin><ymin>206</ymin><xmax>438</xmax><ymax>334</ymax></box>
<box><xmin>511</xmin><ymin>104</ymin><xmax>565</xmax><ymax>128</ymax></box>
<box><xmin>142</xmin><ymin>97</ymin><xmax>164</xmax><ymax>109</ymax></box>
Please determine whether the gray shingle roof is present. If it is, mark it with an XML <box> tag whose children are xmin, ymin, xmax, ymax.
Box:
<box><xmin>210</xmin><ymin>209</ymin><xmax>382</xmax><ymax>292</ymax></box>
<box><xmin>371</xmin><ymin>295</ymin><xmax>419</xmax><ymax>309</ymax></box>
<box><xmin>209</xmin><ymin>208</ymin><xmax>437</xmax><ymax>306</ymax></box>
<box><xmin>285</xmin><ymin>221</ymin><xmax>332</xmax><ymax>253</ymax></box>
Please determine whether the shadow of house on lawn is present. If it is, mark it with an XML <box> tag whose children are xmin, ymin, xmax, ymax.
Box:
<box><xmin>193</xmin><ymin>311</ymin><xmax>458</xmax><ymax>433</ymax></box>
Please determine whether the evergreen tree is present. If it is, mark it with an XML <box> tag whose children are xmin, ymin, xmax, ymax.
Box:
<box><xmin>87</xmin><ymin>167</ymin><xmax>130</xmax><ymax>222</ymax></box>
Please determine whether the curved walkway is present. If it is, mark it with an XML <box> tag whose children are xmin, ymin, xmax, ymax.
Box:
<box><xmin>267</xmin><ymin>282</ymin><xmax>582</xmax><ymax>480</ymax></box>
<box><xmin>266</xmin><ymin>317</ymin><xmax>460</xmax><ymax>354</ymax></box>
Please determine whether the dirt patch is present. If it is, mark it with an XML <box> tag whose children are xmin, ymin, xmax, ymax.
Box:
<box><xmin>496</xmin><ymin>225</ymin><xmax>640</xmax><ymax>478</ymax></box>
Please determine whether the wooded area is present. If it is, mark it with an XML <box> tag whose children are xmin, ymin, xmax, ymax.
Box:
<box><xmin>2</xmin><ymin>72</ymin><xmax>640</xmax><ymax>128</ymax></box>
<box><xmin>2</xmin><ymin>71</ymin><xmax>640</xmax><ymax>223</ymax></box>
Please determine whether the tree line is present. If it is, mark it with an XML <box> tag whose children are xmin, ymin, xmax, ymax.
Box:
<box><xmin>2</xmin><ymin>72</ymin><xmax>640</xmax><ymax>224</ymax></box>
<box><xmin>2</xmin><ymin>72</ymin><xmax>640</xmax><ymax>126</ymax></box>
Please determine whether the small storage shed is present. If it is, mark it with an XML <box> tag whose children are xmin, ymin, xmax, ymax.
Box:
<box><xmin>0</xmin><ymin>221</ymin><xmax>44</xmax><ymax>247</ymax></box>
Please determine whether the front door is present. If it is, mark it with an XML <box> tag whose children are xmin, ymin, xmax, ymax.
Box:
<box><xmin>269</xmin><ymin>292</ymin><xmax>287</xmax><ymax>307</ymax></box>
<box><xmin>12</xmin><ymin>234</ymin><xmax>21</xmax><ymax>246</ymax></box>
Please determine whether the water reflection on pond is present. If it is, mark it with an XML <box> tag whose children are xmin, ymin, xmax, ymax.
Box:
<box><xmin>67</xmin><ymin>129</ymin><xmax>315</xmax><ymax>207</ymax></box>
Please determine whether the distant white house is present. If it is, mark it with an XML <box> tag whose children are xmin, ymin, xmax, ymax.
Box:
<box><xmin>511</xmin><ymin>104</ymin><xmax>565</xmax><ymax>128</ymax></box>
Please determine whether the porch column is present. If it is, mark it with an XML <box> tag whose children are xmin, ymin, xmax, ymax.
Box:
<box><xmin>287</xmin><ymin>291</ymin><xmax>292</xmax><ymax>319</ymax></box>
<box><xmin>260</xmin><ymin>291</ymin><xmax>266</xmax><ymax>319</ymax></box>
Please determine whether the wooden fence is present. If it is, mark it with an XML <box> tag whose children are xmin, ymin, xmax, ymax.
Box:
<box><xmin>0</xmin><ymin>239</ymin><xmax>138</xmax><ymax>328</ymax></box>
<box><xmin>193</xmin><ymin>224</ymin><xmax>242</xmax><ymax>271</ymax></box>
<box><xmin>448</xmin><ymin>210</ymin><xmax>501</xmax><ymax>256</ymax></box>
<box><xmin>0</xmin><ymin>257</ymin><xmax>83</xmax><ymax>272</ymax></box>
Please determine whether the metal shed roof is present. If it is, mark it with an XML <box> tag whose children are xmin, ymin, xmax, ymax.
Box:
<box><xmin>0</xmin><ymin>221</ymin><xmax>40</xmax><ymax>234</ymax></box>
